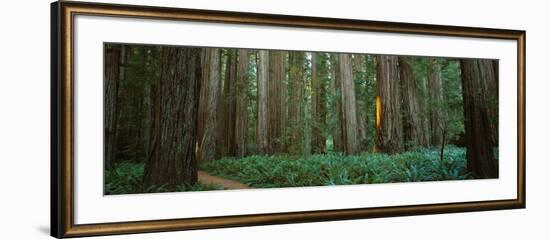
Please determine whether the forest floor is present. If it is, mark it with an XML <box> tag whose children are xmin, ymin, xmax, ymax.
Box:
<box><xmin>197</xmin><ymin>170</ymin><xmax>251</xmax><ymax>190</ymax></box>
<box><xmin>105</xmin><ymin>146</ymin><xmax>481</xmax><ymax>195</ymax></box>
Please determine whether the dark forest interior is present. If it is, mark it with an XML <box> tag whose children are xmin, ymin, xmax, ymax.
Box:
<box><xmin>104</xmin><ymin>43</ymin><xmax>499</xmax><ymax>195</ymax></box>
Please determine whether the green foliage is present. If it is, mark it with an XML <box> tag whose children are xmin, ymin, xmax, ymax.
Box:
<box><xmin>105</xmin><ymin>162</ymin><xmax>223</xmax><ymax>195</ymax></box>
<box><xmin>200</xmin><ymin>146</ymin><xmax>472</xmax><ymax>188</ymax></box>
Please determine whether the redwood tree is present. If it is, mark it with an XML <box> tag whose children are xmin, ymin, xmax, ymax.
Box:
<box><xmin>399</xmin><ymin>56</ymin><xmax>428</xmax><ymax>147</ymax></box>
<box><xmin>234</xmin><ymin>49</ymin><xmax>249</xmax><ymax>157</ymax></box>
<box><xmin>460</xmin><ymin>59</ymin><xmax>498</xmax><ymax>178</ymax></box>
<box><xmin>222</xmin><ymin>49</ymin><xmax>238</xmax><ymax>156</ymax></box>
<box><xmin>256</xmin><ymin>50</ymin><xmax>269</xmax><ymax>154</ymax></box>
<box><xmin>287</xmin><ymin>52</ymin><xmax>306</xmax><ymax>154</ymax></box>
<box><xmin>143</xmin><ymin>47</ymin><xmax>201</xmax><ymax>187</ymax></box>
<box><xmin>199</xmin><ymin>49</ymin><xmax>222</xmax><ymax>162</ymax></box>
<box><xmin>353</xmin><ymin>54</ymin><xmax>368</xmax><ymax>151</ymax></box>
<box><xmin>428</xmin><ymin>58</ymin><xmax>445</xmax><ymax>146</ymax></box>
<box><xmin>329</xmin><ymin>54</ymin><xmax>343</xmax><ymax>152</ymax></box>
<box><xmin>339</xmin><ymin>53</ymin><xmax>360</xmax><ymax>155</ymax></box>
<box><xmin>268</xmin><ymin>50</ymin><xmax>286</xmax><ymax>154</ymax></box>
<box><xmin>311</xmin><ymin>53</ymin><xmax>327</xmax><ymax>153</ymax></box>
<box><xmin>104</xmin><ymin>45</ymin><xmax>122</xmax><ymax>169</ymax></box>
<box><xmin>375</xmin><ymin>55</ymin><xmax>404</xmax><ymax>154</ymax></box>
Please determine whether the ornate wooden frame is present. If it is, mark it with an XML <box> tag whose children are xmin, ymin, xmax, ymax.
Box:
<box><xmin>51</xmin><ymin>1</ymin><xmax>526</xmax><ymax>237</ymax></box>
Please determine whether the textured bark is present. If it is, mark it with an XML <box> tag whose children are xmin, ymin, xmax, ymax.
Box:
<box><xmin>428</xmin><ymin>58</ymin><xmax>444</xmax><ymax>146</ymax></box>
<box><xmin>104</xmin><ymin>45</ymin><xmax>122</xmax><ymax>169</ymax></box>
<box><xmin>318</xmin><ymin>55</ymin><xmax>328</xmax><ymax>153</ymax></box>
<box><xmin>353</xmin><ymin>54</ymin><xmax>368</xmax><ymax>151</ymax></box>
<box><xmin>199</xmin><ymin>49</ymin><xmax>222</xmax><ymax>162</ymax></box>
<box><xmin>311</xmin><ymin>53</ymin><xmax>326</xmax><ymax>153</ymax></box>
<box><xmin>329</xmin><ymin>54</ymin><xmax>343</xmax><ymax>152</ymax></box>
<box><xmin>375</xmin><ymin>55</ymin><xmax>404</xmax><ymax>154</ymax></box>
<box><xmin>287</xmin><ymin>52</ymin><xmax>306</xmax><ymax>154</ymax></box>
<box><xmin>222</xmin><ymin>49</ymin><xmax>238</xmax><ymax>156</ymax></box>
<box><xmin>143</xmin><ymin>47</ymin><xmax>201</xmax><ymax>187</ymax></box>
<box><xmin>256</xmin><ymin>50</ymin><xmax>269</xmax><ymax>154</ymax></box>
<box><xmin>197</xmin><ymin>48</ymin><xmax>211</xmax><ymax>155</ymax></box>
<box><xmin>460</xmin><ymin>59</ymin><xmax>498</xmax><ymax>178</ymax></box>
<box><xmin>338</xmin><ymin>54</ymin><xmax>360</xmax><ymax>155</ymax></box>
<box><xmin>235</xmin><ymin>49</ymin><xmax>250</xmax><ymax>157</ymax></box>
<box><xmin>488</xmin><ymin>60</ymin><xmax>499</xmax><ymax>146</ymax></box>
<box><xmin>268</xmin><ymin>51</ymin><xmax>286</xmax><ymax>154</ymax></box>
<box><xmin>398</xmin><ymin>56</ymin><xmax>428</xmax><ymax>147</ymax></box>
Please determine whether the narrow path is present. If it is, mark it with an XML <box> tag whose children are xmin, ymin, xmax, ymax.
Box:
<box><xmin>198</xmin><ymin>171</ymin><xmax>251</xmax><ymax>190</ymax></box>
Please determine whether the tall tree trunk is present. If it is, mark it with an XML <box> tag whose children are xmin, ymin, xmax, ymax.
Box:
<box><xmin>147</xmin><ymin>46</ymin><xmax>161</xmax><ymax>164</ymax></box>
<box><xmin>256</xmin><ymin>50</ymin><xmax>269</xmax><ymax>155</ymax></box>
<box><xmin>235</xmin><ymin>49</ymin><xmax>250</xmax><ymax>157</ymax></box>
<box><xmin>339</xmin><ymin>54</ymin><xmax>360</xmax><ymax>155</ymax></box>
<box><xmin>199</xmin><ymin>49</ymin><xmax>222</xmax><ymax>162</ymax></box>
<box><xmin>375</xmin><ymin>55</ymin><xmax>404</xmax><ymax>154</ymax></box>
<box><xmin>143</xmin><ymin>47</ymin><xmax>201</xmax><ymax>187</ymax></box>
<box><xmin>330</xmin><ymin>53</ymin><xmax>343</xmax><ymax>152</ymax></box>
<box><xmin>197</xmin><ymin>48</ymin><xmax>211</xmax><ymax>159</ymax></box>
<box><xmin>353</xmin><ymin>54</ymin><xmax>368</xmax><ymax>151</ymax></box>
<box><xmin>104</xmin><ymin>45</ymin><xmax>122</xmax><ymax>169</ymax></box>
<box><xmin>399</xmin><ymin>56</ymin><xmax>428</xmax><ymax>148</ymax></box>
<box><xmin>318</xmin><ymin>54</ymin><xmax>328</xmax><ymax>154</ymax></box>
<box><xmin>428</xmin><ymin>58</ymin><xmax>444</xmax><ymax>146</ymax></box>
<box><xmin>460</xmin><ymin>59</ymin><xmax>498</xmax><ymax>178</ymax></box>
<box><xmin>143</xmin><ymin>46</ymin><xmax>156</xmax><ymax>162</ymax></box>
<box><xmin>488</xmin><ymin>60</ymin><xmax>499</xmax><ymax>146</ymax></box>
<box><xmin>268</xmin><ymin>51</ymin><xmax>286</xmax><ymax>154</ymax></box>
<box><xmin>222</xmin><ymin>49</ymin><xmax>238</xmax><ymax>156</ymax></box>
<box><xmin>288</xmin><ymin>52</ymin><xmax>306</xmax><ymax>154</ymax></box>
<box><xmin>311</xmin><ymin>53</ymin><xmax>326</xmax><ymax>154</ymax></box>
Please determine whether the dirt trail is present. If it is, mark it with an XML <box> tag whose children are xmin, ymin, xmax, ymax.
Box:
<box><xmin>198</xmin><ymin>171</ymin><xmax>251</xmax><ymax>190</ymax></box>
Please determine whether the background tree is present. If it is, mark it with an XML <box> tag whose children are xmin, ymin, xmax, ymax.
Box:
<box><xmin>234</xmin><ymin>49</ymin><xmax>250</xmax><ymax>157</ymax></box>
<box><xmin>329</xmin><ymin>53</ymin><xmax>343</xmax><ymax>152</ymax></box>
<box><xmin>399</xmin><ymin>56</ymin><xmax>428</xmax><ymax>148</ymax></box>
<box><xmin>199</xmin><ymin>49</ymin><xmax>222</xmax><ymax>162</ymax></box>
<box><xmin>143</xmin><ymin>47</ymin><xmax>201</xmax><ymax>187</ymax></box>
<box><xmin>222</xmin><ymin>49</ymin><xmax>238</xmax><ymax>156</ymax></box>
<box><xmin>287</xmin><ymin>52</ymin><xmax>306</xmax><ymax>154</ymax></box>
<box><xmin>339</xmin><ymin>53</ymin><xmax>360</xmax><ymax>154</ymax></box>
<box><xmin>428</xmin><ymin>57</ymin><xmax>445</xmax><ymax>147</ymax></box>
<box><xmin>268</xmin><ymin>51</ymin><xmax>287</xmax><ymax>154</ymax></box>
<box><xmin>375</xmin><ymin>55</ymin><xmax>404</xmax><ymax>153</ymax></box>
<box><xmin>197</xmin><ymin>48</ymin><xmax>211</xmax><ymax>155</ymax></box>
<box><xmin>460</xmin><ymin>59</ymin><xmax>498</xmax><ymax>178</ymax></box>
<box><xmin>311</xmin><ymin>53</ymin><xmax>328</xmax><ymax>153</ymax></box>
<box><xmin>353</xmin><ymin>54</ymin><xmax>368</xmax><ymax>151</ymax></box>
<box><xmin>104</xmin><ymin>45</ymin><xmax>123</xmax><ymax>169</ymax></box>
<box><xmin>256</xmin><ymin>50</ymin><xmax>269</xmax><ymax>154</ymax></box>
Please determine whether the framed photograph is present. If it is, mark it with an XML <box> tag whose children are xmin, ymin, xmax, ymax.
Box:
<box><xmin>51</xmin><ymin>1</ymin><xmax>526</xmax><ymax>238</ymax></box>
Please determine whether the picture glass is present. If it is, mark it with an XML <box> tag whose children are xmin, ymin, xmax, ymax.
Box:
<box><xmin>103</xmin><ymin>43</ymin><xmax>499</xmax><ymax>195</ymax></box>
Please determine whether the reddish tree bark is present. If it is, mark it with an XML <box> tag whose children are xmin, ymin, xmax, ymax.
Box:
<box><xmin>234</xmin><ymin>49</ymin><xmax>250</xmax><ymax>157</ymax></box>
<box><xmin>428</xmin><ymin>58</ymin><xmax>444</xmax><ymax>146</ymax></box>
<box><xmin>143</xmin><ymin>46</ymin><xmax>201</xmax><ymax>187</ymax></box>
<box><xmin>399</xmin><ymin>56</ymin><xmax>429</xmax><ymax>147</ymax></box>
<box><xmin>339</xmin><ymin>53</ymin><xmax>360</xmax><ymax>155</ymax></box>
<box><xmin>329</xmin><ymin>53</ymin><xmax>343</xmax><ymax>152</ymax></box>
<box><xmin>268</xmin><ymin>51</ymin><xmax>287</xmax><ymax>154</ymax></box>
<box><xmin>256</xmin><ymin>50</ymin><xmax>269</xmax><ymax>154</ymax></box>
<box><xmin>199</xmin><ymin>49</ymin><xmax>222</xmax><ymax>162</ymax></box>
<box><xmin>460</xmin><ymin>59</ymin><xmax>498</xmax><ymax>178</ymax></box>
<box><xmin>375</xmin><ymin>55</ymin><xmax>404</xmax><ymax>154</ymax></box>
<box><xmin>104</xmin><ymin>45</ymin><xmax>122</xmax><ymax>169</ymax></box>
<box><xmin>222</xmin><ymin>49</ymin><xmax>238</xmax><ymax>156</ymax></box>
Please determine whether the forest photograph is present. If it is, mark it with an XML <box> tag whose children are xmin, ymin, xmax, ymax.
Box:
<box><xmin>104</xmin><ymin>43</ymin><xmax>499</xmax><ymax>195</ymax></box>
